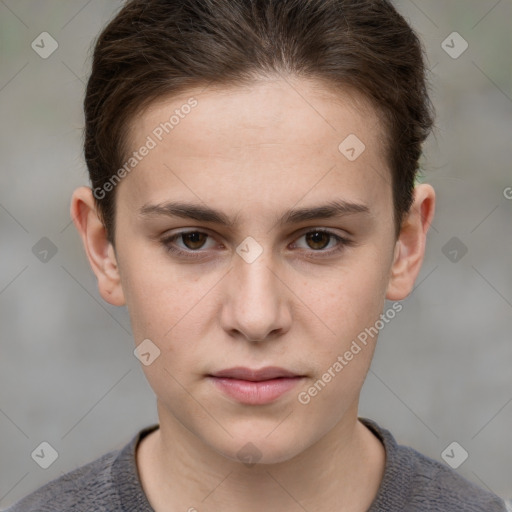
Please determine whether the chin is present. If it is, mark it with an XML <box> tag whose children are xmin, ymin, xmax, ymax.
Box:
<box><xmin>209</xmin><ymin>428</ymin><xmax>308</xmax><ymax>467</ymax></box>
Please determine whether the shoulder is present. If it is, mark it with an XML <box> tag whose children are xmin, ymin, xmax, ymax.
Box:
<box><xmin>360</xmin><ymin>417</ymin><xmax>508</xmax><ymax>512</ymax></box>
<box><xmin>403</xmin><ymin>444</ymin><xmax>507</xmax><ymax>511</ymax></box>
<box><xmin>3</xmin><ymin>449</ymin><xmax>120</xmax><ymax>512</ymax></box>
<box><xmin>2</xmin><ymin>424</ymin><xmax>158</xmax><ymax>512</ymax></box>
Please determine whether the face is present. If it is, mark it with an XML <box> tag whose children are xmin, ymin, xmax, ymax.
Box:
<box><xmin>103</xmin><ymin>77</ymin><xmax>400</xmax><ymax>463</ymax></box>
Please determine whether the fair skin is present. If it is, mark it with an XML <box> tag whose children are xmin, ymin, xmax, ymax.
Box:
<box><xmin>71</xmin><ymin>76</ymin><xmax>435</xmax><ymax>512</ymax></box>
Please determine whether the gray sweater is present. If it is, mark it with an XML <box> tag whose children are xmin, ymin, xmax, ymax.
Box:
<box><xmin>3</xmin><ymin>417</ymin><xmax>507</xmax><ymax>511</ymax></box>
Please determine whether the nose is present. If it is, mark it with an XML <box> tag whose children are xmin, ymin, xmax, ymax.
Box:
<box><xmin>220</xmin><ymin>245</ymin><xmax>292</xmax><ymax>342</ymax></box>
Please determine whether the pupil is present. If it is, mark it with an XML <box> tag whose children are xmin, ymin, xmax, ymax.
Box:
<box><xmin>184</xmin><ymin>232</ymin><xmax>205</xmax><ymax>249</ymax></box>
<box><xmin>307</xmin><ymin>231</ymin><xmax>328</xmax><ymax>250</ymax></box>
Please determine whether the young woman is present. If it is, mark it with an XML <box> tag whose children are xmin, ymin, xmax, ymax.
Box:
<box><xmin>6</xmin><ymin>1</ymin><xmax>508</xmax><ymax>510</ymax></box>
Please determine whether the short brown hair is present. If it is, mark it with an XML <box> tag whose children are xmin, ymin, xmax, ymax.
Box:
<box><xmin>84</xmin><ymin>0</ymin><xmax>434</xmax><ymax>244</ymax></box>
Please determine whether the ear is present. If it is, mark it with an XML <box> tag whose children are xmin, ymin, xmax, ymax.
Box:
<box><xmin>386</xmin><ymin>184</ymin><xmax>435</xmax><ymax>301</ymax></box>
<box><xmin>70</xmin><ymin>186</ymin><xmax>126</xmax><ymax>306</ymax></box>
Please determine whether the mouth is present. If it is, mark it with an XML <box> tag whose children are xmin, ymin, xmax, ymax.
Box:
<box><xmin>207</xmin><ymin>366</ymin><xmax>306</xmax><ymax>405</ymax></box>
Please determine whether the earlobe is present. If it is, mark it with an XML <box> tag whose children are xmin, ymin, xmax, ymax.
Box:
<box><xmin>70</xmin><ymin>186</ymin><xmax>126</xmax><ymax>306</ymax></box>
<box><xmin>385</xmin><ymin>184</ymin><xmax>435</xmax><ymax>301</ymax></box>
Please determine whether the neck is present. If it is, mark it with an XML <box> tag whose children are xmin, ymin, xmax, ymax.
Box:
<box><xmin>137</xmin><ymin>399</ymin><xmax>385</xmax><ymax>512</ymax></box>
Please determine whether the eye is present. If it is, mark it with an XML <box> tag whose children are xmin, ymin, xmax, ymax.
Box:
<box><xmin>291</xmin><ymin>229</ymin><xmax>353</xmax><ymax>258</ymax></box>
<box><xmin>173</xmin><ymin>231</ymin><xmax>210</xmax><ymax>250</ymax></box>
<box><xmin>161</xmin><ymin>230</ymin><xmax>217</xmax><ymax>260</ymax></box>
<box><xmin>160</xmin><ymin>228</ymin><xmax>353</xmax><ymax>261</ymax></box>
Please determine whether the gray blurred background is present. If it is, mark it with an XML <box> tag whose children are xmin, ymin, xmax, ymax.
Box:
<box><xmin>1</xmin><ymin>0</ymin><xmax>511</xmax><ymax>508</ymax></box>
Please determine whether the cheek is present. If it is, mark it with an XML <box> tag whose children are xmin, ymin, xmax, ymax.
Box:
<box><xmin>294</xmin><ymin>262</ymin><xmax>389</xmax><ymax>418</ymax></box>
<box><xmin>303</xmin><ymin>253</ymin><xmax>391</xmax><ymax>343</ymax></box>
<box><xmin>117</xmin><ymin>240</ymin><xmax>200</xmax><ymax>330</ymax></box>
<box><xmin>118</xmin><ymin>251</ymin><xmax>225</xmax><ymax>379</ymax></box>
<box><xmin>125</xmin><ymin>272</ymin><xmax>212</xmax><ymax>344</ymax></box>
<box><xmin>122</xmin><ymin>266</ymin><xmax>213</xmax><ymax>392</ymax></box>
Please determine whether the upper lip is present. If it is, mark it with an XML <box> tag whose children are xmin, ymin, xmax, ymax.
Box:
<box><xmin>209</xmin><ymin>366</ymin><xmax>303</xmax><ymax>381</ymax></box>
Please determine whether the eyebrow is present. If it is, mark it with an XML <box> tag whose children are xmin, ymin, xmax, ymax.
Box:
<box><xmin>138</xmin><ymin>199</ymin><xmax>370</xmax><ymax>227</ymax></box>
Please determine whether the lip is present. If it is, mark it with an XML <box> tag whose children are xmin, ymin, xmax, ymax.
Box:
<box><xmin>207</xmin><ymin>366</ymin><xmax>305</xmax><ymax>405</ymax></box>
<box><xmin>210</xmin><ymin>366</ymin><xmax>302</xmax><ymax>381</ymax></box>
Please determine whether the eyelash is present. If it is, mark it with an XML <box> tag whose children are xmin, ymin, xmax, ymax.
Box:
<box><xmin>160</xmin><ymin>229</ymin><xmax>353</xmax><ymax>261</ymax></box>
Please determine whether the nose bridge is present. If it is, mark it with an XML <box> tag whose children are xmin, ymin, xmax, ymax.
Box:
<box><xmin>222</xmin><ymin>237</ymin><xmax>288</xmax><ymax>341</ymax></box>
<box><xmin>236</xmin><ymin>246</ymin><xmax>278</xmax><ymax>299</ymax></box>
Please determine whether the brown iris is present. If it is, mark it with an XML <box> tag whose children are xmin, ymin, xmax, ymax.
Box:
<box><xmin>181</xmin><ymin>232</ymin><xmax>208</xmax><ymax>250</ymax></box>
<box><xmin>305</xmin><ymin>231</ymin><xmax>330</xmax><ymax>250</ymax></box>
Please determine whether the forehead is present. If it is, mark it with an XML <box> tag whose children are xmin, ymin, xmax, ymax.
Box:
<box><xmin>130</xmin><ymin>76</ymin><xmax>384</xmax><ymax>152</ymax></box>
<box><xmin>119</xmin><ymin>77</ymin><xmax>392</xmax><ymax>221</ymax></box>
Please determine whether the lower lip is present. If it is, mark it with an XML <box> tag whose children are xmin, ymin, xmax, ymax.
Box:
<box><xmin>209</xmin><ymin>376</ymin><xmax>304</xmax><ymax>405</ymax></box>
